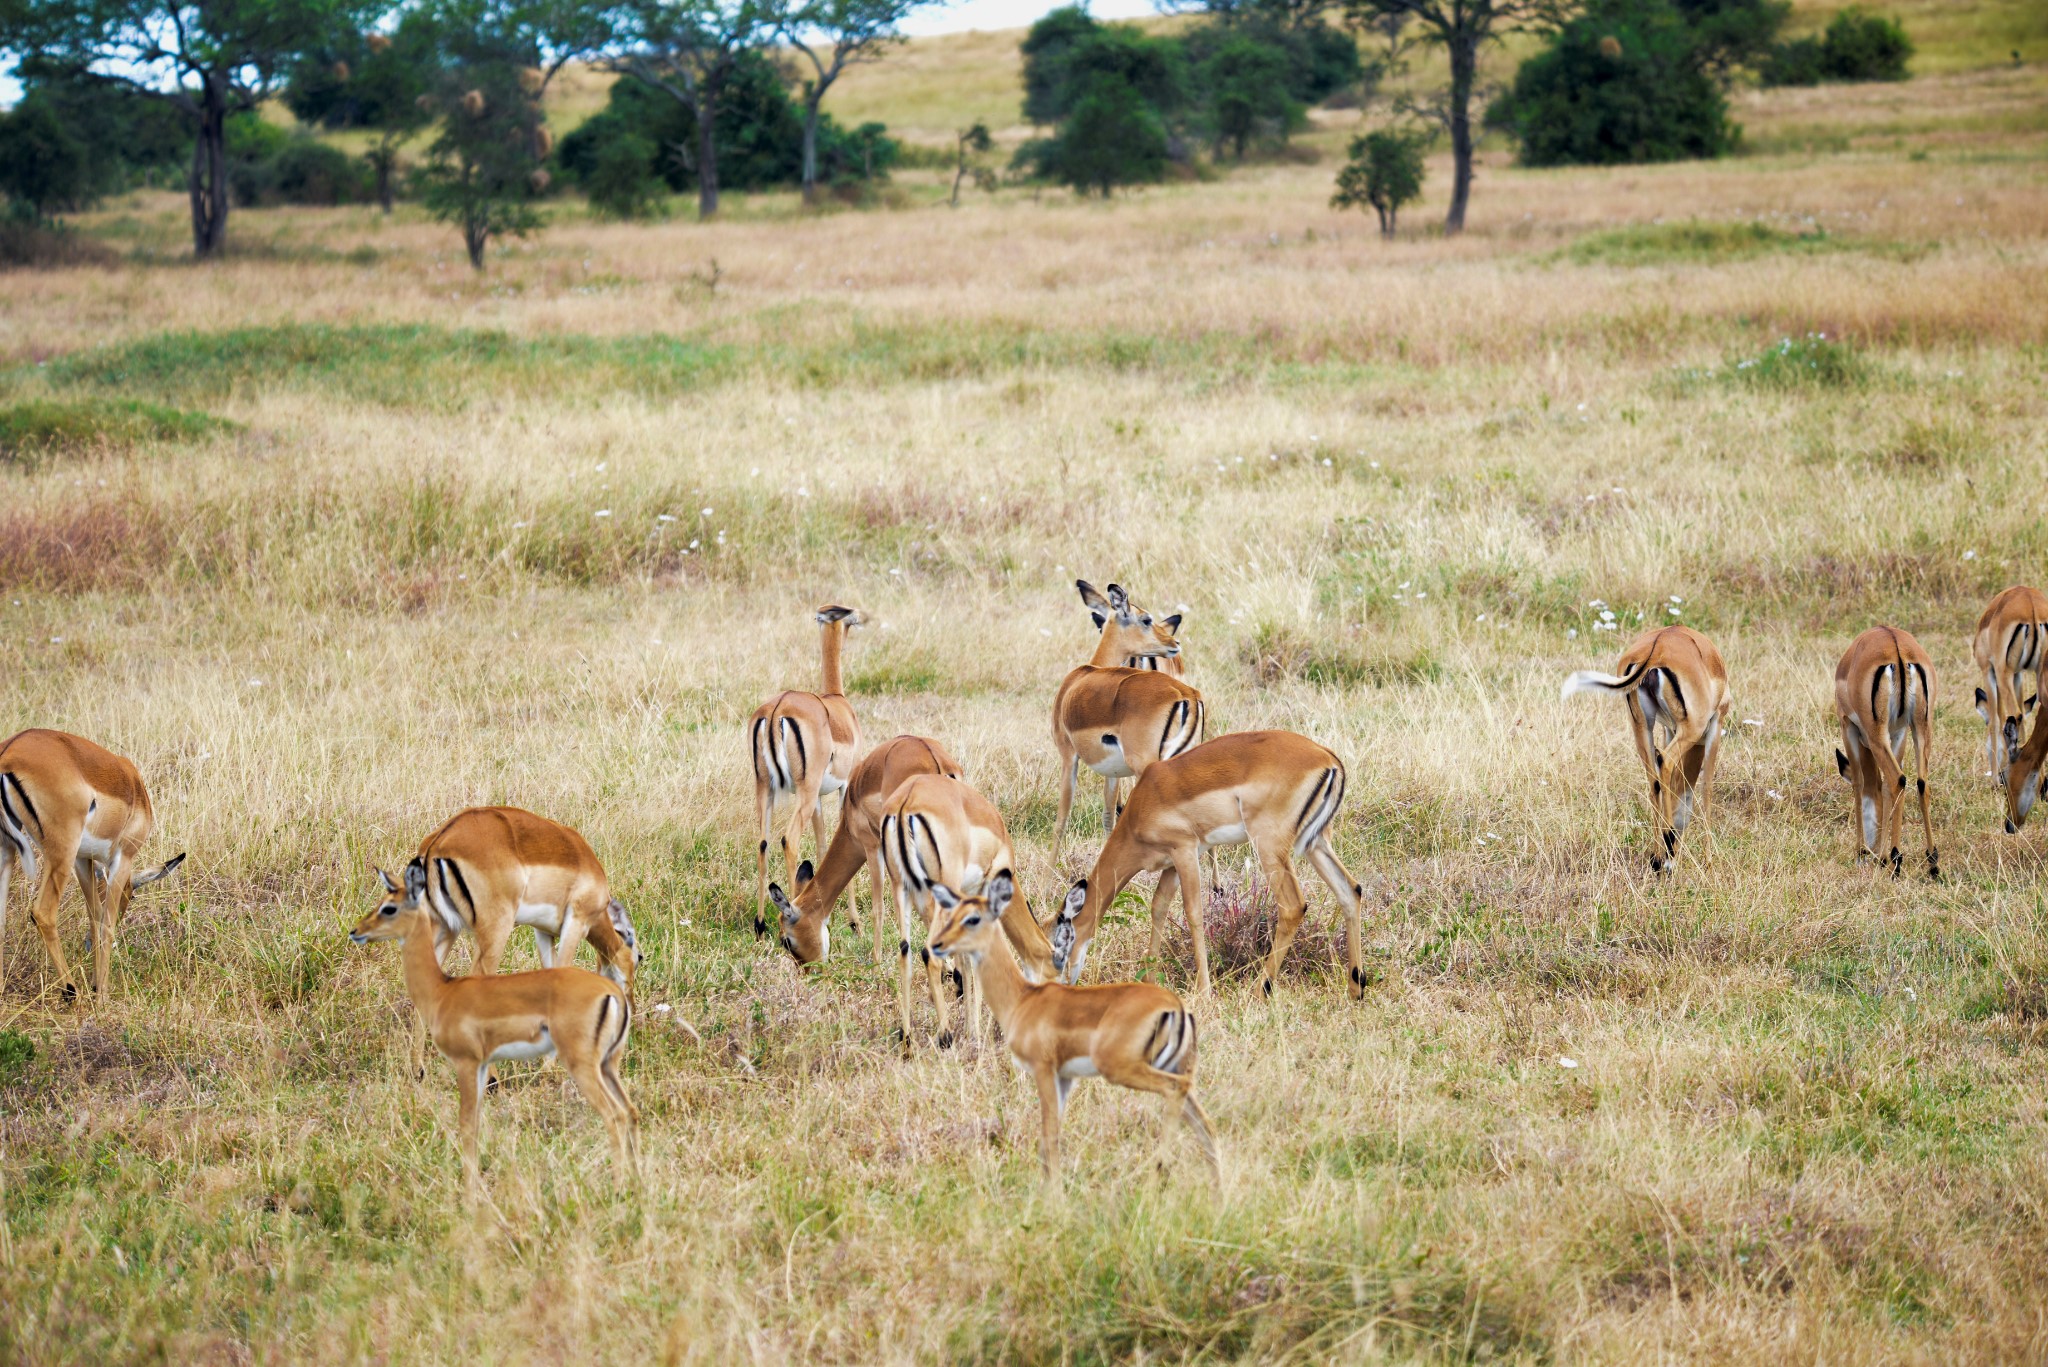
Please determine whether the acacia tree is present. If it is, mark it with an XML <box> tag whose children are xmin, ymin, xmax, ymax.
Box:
<box><xmin>285</xmin><ymin>15</ymin><xmax>440</xmax><ymax>211</ymax></box>
<box><xmin>1344</xmin><ymin>0</ymin><xmax>1571</xmax><ymax>233</ymax></box>
<box><xmin>775</xmin><ymin>0</ymin><xmax>932</xmax><ymax>206</ymax></box>
<box><xmin>11</xmin><ymin>0</ymin><xmax>370</xmax><ymax>256</ymax></box>
<box><xmin>606</xmin><ymin>0</ymin><xmax>772</xmax><ymax>218</ymax></box>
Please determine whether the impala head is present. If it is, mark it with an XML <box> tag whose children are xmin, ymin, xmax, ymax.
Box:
<box><xmin>1047</xmin><ymin>879</ymin><xmax>1094</xmax><ymax>983</ymax></box>
<box><xmin>1998</xmin><ymin>715</ymin><xmax>2048</xmax><ymax>833</ymax></box>
<box><xmin>1076</xmin><ymin>580</ymin><xmax>1179</xmax><ymax>662</ymax></box>
<box><xmin>766</xmin><ymin>859</ymin><xmax>829</xmax><ymax>966</ymax></box>
<box><xmin>352</xmin><ymin>863</ymin><xmax>430</xmax><ymax>943</ymax></box>
<box><xmin>925</xmin><ymin>870</ymin><xmax>1016</xmax><ymax>964</ymax></box>
<box><xmin>1979</xmin><ymin>687</ymin><xmax>2038</xmax><ymax>786</ymax></box>
<box><xmin>119</xmin><ymin>851</ymin><xmax>185</xmax><ymax>920</ymax></box>
<box><xmin>602</xmin><ymin>896</ymin><xmax>643</xmax><ymax>992</ymax></box>
<box><xmin>816</xmin><ymin>604</ymin><xmax>865</xmax><ymax>633</ymax></box>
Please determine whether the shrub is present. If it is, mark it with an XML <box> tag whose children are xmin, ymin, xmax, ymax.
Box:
<box><xmin>0</xmin><ymin>99</ymin><xmax>93</xmax><ymax>218</ymax></box>
<box><xmin>1761</xmin><ymin>7</ymin><xmax>1912</xmax><ymax>84</ymax></box>
<box><xmin>1032</xmin><ymin>77</ymin><xmax>1171</xmax><ymax>195</ymax></box>
<box><xmin>0</xmin><ymin>1029</ymin><xmax>33</xmax><ymax>1088</ymax></box>
<box><xmin>0</xmin><ymin>398</ymin><xmax>236</xmax><ymax>464</ymax></box>
<box><xmin>0</xmin><ymin>218</ymin><xmax>120</xmax><ymax>270</ymax></box>
<box><xmin>1331</xmin><ymin>128</ymin><xmax>1428</xmax><ymax>236</ymax></box>
<box><xmin>1496</xmin><ymin>0</ymin><xmax>1739</xmax><ymax>166</ymax></box>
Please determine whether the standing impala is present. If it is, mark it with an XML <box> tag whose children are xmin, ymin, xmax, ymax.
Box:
<box><xmin>750</xmin><ymin>605</ymin><xmax>864</xmax><ymax>933</ymax></box>
<box><xmin>761</xmin><ymin>733</ymin><xmax>963</xmax><ymax>958</ymax></box>
<box><xmin>1051</xmin><ymin>730</ymin><xmax>1367</xmax><ymax>1002</ymax></box>
<box><xmin>1052</xmin><ymin>582</ymin><xmax>1205</xmax><ymax>866</ymax></box>
<box><xmin>1972</xmin><ymin>586</ymin><xmax>2048</xmax><ymax>787</ymax></box>
<box><xmin>351</xmin><ymin>886</ymin><xmax>640</xmax><ymax>1202</ymax></box>
<box><xmin>387</xmin><ymin>806</ymin><xmax>640</xmax><ymax>1075</ymax></box>
<box><xmin>0</xmin><ymin>729</ymin><xmax>184</xmax><ymax>1001</ymax></box>
<box><xmin>1562</xmin><ymin>626</ymin><xmax>1732</xmax><ymax>873</ymax></box>
<box><xmin>927</xmin><ymin>872</ymin><xmax>1218</xmax><ymax>1189</ymax></box>
<box><xmin>1834</xmin><ymin>626</ymin><xmax>1938</xmax><ymax>877</ymax></box>
<box><xmin>1083</xmin><ymin>589</ymin><xmax>1185</xmax><ymax>676</ymax></box>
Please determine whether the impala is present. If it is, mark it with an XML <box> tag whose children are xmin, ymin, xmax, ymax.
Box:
<box><xmin>0</xmin><ymin>729</ymin><xmax>185</xmax><ymax>1001</ymax></box>
<box><xmin>1972</xmin><ymin>586</ymin><xmax>2048</xmax><ymax>787</ymax></box>
<box><xmin>1053</xmin><ymin>582</ymin><xmax>1204</xmax><ymax>866</ymax></box>
<box><xmin>927</xmin><ymin>872</ymin><xmax>1218</xmax><ymax>1188</ymax></box>
<box><xmin>762</xmin><ymin>733</ymin><xmax>963</xmax><ymax>960</ymax></box>
<box><xmin>750</xmin><ymin>605</ymin><xmax>864</xmax><ymax>933</ymax></box>
<box><xmin>1996</xmin><ymin>703</ymin><xmax>2048</xmax><ymax>834</ymax></box>
<box><xmin>1083</xmin><ymin>588</ymin><xmax>1185</xmax><ymax>676</ymax></box>
<box><xmin>351</xmin><ymin>889</ymin><xmax>640</xmax><ymax>1201</ymax></box>
<box><xmin>1050</xmin><ymin>729</ymin><xmax>1367</xmax><ymax>1002</ymax></box>
<box><xmin>1562</xmin><ymin>626</ymin><xmax>1732</xmax><ymax>873</ymax></box>
<box><xmin>1832</xmin><ymin>627</ymin><xmax>1938</xmax><ymax>876</ymax></box>
<box><xmin>384</xmin><ymin>807</ymin><xmax>640</xmax><ymax>1077</ymax></box>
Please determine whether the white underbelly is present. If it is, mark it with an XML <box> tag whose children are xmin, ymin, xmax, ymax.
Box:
<box><xmin>490</xmin><ymin>1030</ymin><xmax>555</xmax><ymax>1063</ymax></box>
<box><xmin>820</xmin><ymin>772</ymin><xmax>848</xmax><ymax>795</ymax></box>
<box><xmin>514</xmin><ymin>901</ymin><xmax>563</xmax><ymax>932</ymax></box>
<box><xmin>1202</xmin><ymin>823</ymin><xmax>1249</xmax><ymax>848</ymax></box>
<box><xmin>1086</xmin><ymin>753</ymin><xmax>1136</xmax><ymax>779</ymax></box>
<box><xmin>75</xmin><ymin>831</ymin><xmax>115</xmax><ymax>865</ymax></box>
<box><xmin>1057</xmin><ymin>1057</ymin><xmax>1100</xmax><ymax>1080</ymax></box>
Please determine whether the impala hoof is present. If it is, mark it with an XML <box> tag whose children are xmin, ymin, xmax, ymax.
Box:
<box><xmin>2006</xmin><ymin>820</ymin><xmax>2018</xmax><ymax>835</ymax></box>
<box><xmin>60</xmin><ymin>981</ymin><xmax>79</xmax><ymax>1005</ymax></box>
<box><xmin>936</xmin><ymin>1029</ymin><xmax>955</xmax><ymax>1050</ymax></box>
<box><xmin>1260</xmin><ymin>977</ymin><xmax>1273</xmax><ymax>999</ymax></box>
<box><xmin>1649</xmin><ymin>857</ymin><xmax>1665</xmax><ymax>874</ymax></box>
<box><xmin>485</xmin><ymin>1071</ymin><xmax>501</xmax><ymax>1094</ymax></box>
<box><xmin>753</xmin><ymin>917</ymin><xmax>767</xmax><ymax>938</ymax></box>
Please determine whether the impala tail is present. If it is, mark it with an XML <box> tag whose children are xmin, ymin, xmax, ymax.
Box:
<box><xmin>1560</xmin><ymin>659</ymin><xmax>1649</xmax><ymax>700</ymax></box>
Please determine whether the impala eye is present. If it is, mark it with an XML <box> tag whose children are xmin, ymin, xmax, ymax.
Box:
<box><xmin>380</xmin><ymin>904</ymin><xmax>397</xmax><ymax>917</ymax></box>
<box><xmin>964</xmin><ymin>915</ymin><xmax>981</xmax><ymax>927</ymax></box>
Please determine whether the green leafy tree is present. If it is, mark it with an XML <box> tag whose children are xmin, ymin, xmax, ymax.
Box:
<box><xmin>285</xmin><ymin>16</ymin><xmax>441</xmax><ymax>210</ymax></box>
<box><xmin>949</xmin><ymin>118</ymin><xmax>993</xmax><ymax>205</ymax></box>
<box><xmin>1495</xmin><ymin>0</ymin><xmax>1740</xmax><ymax>165</ymax></box>
<box><xmin>773</xmin><ymin>0</ymin><xmax>934</xmax><ymax>205</ymax></box>
<box><xmin>1201</xmin><ymin>33</ymin><xmax>1300</xmax><ymax>158</ymax></box>
<box><xmin>10</xmin><ymin>0</ymin><xmax>375</xmax><ymax>256</ymax></box>
<box><xmin>416</xmin><ymin>53</ymin><xmax>548</xmax><ymax>266</ymax></box>
<box><xmin>1036</xmin><ymin>73</ymin><xmax>1169</xmax><ymax>194</ymax></box>
<box><xmin>606</xmin><ymin>0</ymin><xmax>775</xmax><ymax>218</ymax></box>
<box><xmin>1019</xmin><ymin>4</ymin><xmax>1101</xmax><ymax>124</ymax></box>
<box><xmin>0</xmin><ymin>96</ymin><xmax>94</xmax><ymax>218</ymax></box>
<box><xmin>1343</xmin><ymin>0</ymin><xmax>1572</xmax><ymax>234</ymax></box>
<box><xmin>1330</xmin><ymin>124</ymin><xmax>1425</xmax><ymax>235</ymax></box>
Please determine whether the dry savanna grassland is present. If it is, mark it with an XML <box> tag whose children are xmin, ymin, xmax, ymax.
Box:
<box><xmin>3</xmin><ymin>4</ymin><xmax>2048</xmax><ymax>1360</ymax></box>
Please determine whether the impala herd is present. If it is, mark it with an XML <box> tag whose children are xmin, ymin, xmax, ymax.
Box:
<box><xmin>5</xmin><ymin>581</ymin><xmax>2048</xmax><ymax>1200</ymax></box>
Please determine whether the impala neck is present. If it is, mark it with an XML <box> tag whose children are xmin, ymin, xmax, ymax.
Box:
<box><xmin>1078</xmin><ymin>819</ymin><xmax>1153</xmax><ymax>943</ymax></box>
<box><xmin>969</xmin><ymin>928</ymin><xmax>1034</xmax><ymax>1034</ymax></box>
<box><xmin>399</xmin><ymin>918</ymin><xmax>453</xmax><ymax>1024</ymax></box>
<box><xmin>820</xmin><ymin>624</ymin><xmax>846</xmax><ymax>697</ymax></box>
<box><xmin>1001</xmin><ymin>891</ymin><xmax>1058</xmax><ymax>980</ymax></box>
<box><xmin>797</xmin><ymin>815</ymin><xmax>867</xmax><ymax>918</ymax></box>
<box><xmin>1086</xmin><ymin>623</ymin><xmax>1130</xmax><ymax>669</ymax></box>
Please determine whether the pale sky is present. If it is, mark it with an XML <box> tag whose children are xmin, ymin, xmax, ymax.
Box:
<box><xmin>901</xmin><ymin>0</ymin><xmax>1158</xmax><ymax>37</ymax></box>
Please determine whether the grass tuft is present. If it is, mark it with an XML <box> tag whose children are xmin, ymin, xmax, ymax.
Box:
<box><xmin>0</xmin><ymin>397</ymin><xmax>236</xmax><ymax>464</ymax></box>
<box><xmin>1564</xmin><ymin>219</ymin><xmax>1843</xmax><ymax>267</ymax></box>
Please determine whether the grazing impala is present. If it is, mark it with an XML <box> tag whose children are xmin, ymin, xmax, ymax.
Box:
<box><xmin>386</xmin><ymin>806</ymin><xmax>640</xmax><ymax>1074</ymax></box>
<box><xmin>351</xmin><ymin>888</ymin><xmax>640</xmax><ymax>1201</ymax></box>
<box><xmin>1833</xmin><ymin>627</ymin><xmax>1938</xmax><ymax>877</ymax></box>
<box><xmin>1050</xmin><ymin>730</ymin><xmax>1367</xmax><ymax>1002</ymax></box>
<box><xmin>1995</xmin><ymin>701</ymin><xmax>2048</xmax><ymax>834</ymax></box>
<box><xmin>1053</xmin><ymin>582</ymin><xmax>1204</xmax><ymax>866</ymax></box>
<box><xmin>0</xmin><ymin>729</ymin><xmax>184</xmax><ymax>1001</ymax></box>
<box><xmin>1561</xmin><ymin>626</ymin><xmax>1733</xmax><ymax>873</ymax></box>
<box><xmin>762</xmin><ymin>733</ymin><xmax>963</xmax><ymax>958</ymax></box>
<box><xmin>927</xmin><ymin>872</ymin><xmax>1219</xmax><ymax>1188</ymax></box>
<box><xmin>779</xmin><ymin>771</ymin><xmax>1057</xmax><ymax>1051</ymax></box>
<box><xmin>1082</xmin><ymin>589</ymin><xmax>1185</xmax><ymax>676</ymax></box>
<box><xmin>750</xmin><ymin>606</ymin><xmax>864</xmax><ymax>933</ymax></box>
<box><xmin>1973</xmin><ymin>586</ymin><xmax>2048</xmax><ymax>787</ymax></box>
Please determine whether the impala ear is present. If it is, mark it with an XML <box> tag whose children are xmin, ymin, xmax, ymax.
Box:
<box><xmin>1835</xmin><ymin>749</ymin><xmax>1849</xmax><ymax>778</ymax></box>
<box><xmin>606</xmin><ymin>896</ymin><xmax>637</xmax><ymax>947</ymax></box>
<box><xmin>404</xmin><ymin>858</ymin><xmax>427</xmax><ymax>904</ymax></box>
<box><xmin>133</xmin><ymin>852</ymin><xmax>185</xmax><ymax>888</ymax></box>
<box><xmin>767</xmin><ymin>882</ymin><xmax>798</xmax><ymax>923</ymax></box>
<box><xmin>1076</xmin><ymin>580</ymin><xmax>1111</xmax><ymax>617</ymax></box>
<box><xmin>376</xmin><ymin>866</ymin><xmax>401</xmax><ymax>894</ymax></box>
<box><xmin>2006</xmin><ymin>717</ymin><xmax>2022</xmax><ymax>761</ymax></box>
<box><xmin>985</xmin><ymin>870</ymin><xmax>1015</xmax><ymax>920</ymax></box>
<box><xmin>1105</xmin><ymin>583</ymin><xmax>1133</xmax><ymax>622</ymax></box>
<box><xmin>930</xmin><ymin>882</ymin><xmax>961</xmax><ymax>911</ymax></box>
<box><xmin>815</xmin><ymin>604</ymin><xmax>857</xmax><ymax>626</ymax></box>
<box><xmin>795</xmin><ymin>858</ymin><xmax>815</xmax><ymax>888</ymax></box>
<box><xmin>1162</xmin><ymin>613</ymin><xmax>1183</xmax><ymax>633</ymax></box>
<box><xmin>1061</xmin><ymin>880</ymin><xmax>1087</xmax><ymax>921</ymax></box>
<box><xmin>2028</xmin><ymin>694</ymin><xmax>2039</xmax><ymax>713</ymax></box>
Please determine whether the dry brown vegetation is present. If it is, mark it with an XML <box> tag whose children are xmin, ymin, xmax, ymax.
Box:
<box><xmin>2</xmin><ymin>38</ymin><xmax>2048</xmax><ymax>1367</ymax></box>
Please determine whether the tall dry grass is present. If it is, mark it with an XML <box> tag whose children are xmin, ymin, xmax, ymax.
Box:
<box><xmin>2</xmin><ymin>71</ymin><xmax>2048</xmax><ymax>1366</ymax></box>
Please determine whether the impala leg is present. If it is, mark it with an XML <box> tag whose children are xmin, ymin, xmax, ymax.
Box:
<box><xmin>1867</xmin><ymin>720</ymin><xmax>1910</xmax><ymax>879</ymax></box>
<box><xmin>1142</xmin><ymin>865</ymin><xmax>1180</xmax><ymax>967</ymax></box>
<box><xmin>1695</xmin><ymin>709</ymin><xmax>1727</xmax><ymax>827</ymax></box>
<box><xmin>0</xmin><ymin>847</ymin><xmax>12</xmax><ymax>979</ymax></box>
<box><xmin>27</xmin><ymin>831</ymin><xmax>79</xmax><ymax>1001</ymax></box>
<box><xmin>1254</xmin><ymin>850</ymin><xmax>1305</xmax><ymax>1001</ymax></box>
<box><xmin>1034</xmin><ymin>1064</ymin><xmax>1065</xmax><ymax>1190</ymax></box>
<box><xmin>754</xmin><ymin>783</ymin><xmax>776</xmax><ymax>937</ymax></box>
<box><xmin>532</xmin><ymin>928</ymin><xmax>557</xmax><ymax>969</ymax></box>
<box><xmin>893</xmin><ymin>883</ymin><xmax>918</xmax><ymax>1055</ymax></box>
<box><xmin>1173</xmin><ymin>849</ymin><xmax>1211</xmax><ymax>998</ymax></box>
<box><xmin>867</xmin><ymin>850</ymin><xmax>890</xmax><ymax>961</ymax></box>
<box><xmin>458</xmin><ymin>1061</ymin><xmax>486</xmax><ymax>1203</ymax></box>
<box><xmin>1308</xmin><ymin>838</ymin><xmax>1367</xmax><ymax>1000</ymax></box>
<box><xmin>1912</xmin><ymin>706</ymin><xmax>1938</xmax><ymax>879</ymax></box>
<box><xmin>1651</xmin><ymin>714</ymin><xmax>1708</xmax><ymax>872</ymax></box>
<box><xmin>1101</xmin><ymin>772</ymin><xmax>1118</xmax><ymax>837</ymax></box>
<box><xmin>1625</xmin><ymin>691</ymin><xmax>1661</xmax><ymax>792</ymax></box>
<box><xmin>566</xmin><ymin>1046</ymin><xmax>637</xmax><ymax>1182</ymax></box>
<box><xmin>781</xmin><ymin>779</ymin><xmax>820</xmax><ymax>896</ymax></box>
<box><xmin>1096</xmin><ymin>1055</ymin><xmax>1219</xmax><ymax>1177</ymax></box>
<box><xmin>1843</xmin><ymin>724</ymin><xmax>1878</xmax><ymax>863</ymax></box>
<box><xmin>76</xmin><ymin>857</ymin><xmax>111</xmax><ymax>1001</ymax></box>
<box><xmin>1052</xmin><ymin>749</ymin><xmax>1078</xmax><ymax>869</ymax></box>
<box><xmin>919</xmin><ymin>895</ymin><xmax>956</xmax><ymax>1048</ymax></box>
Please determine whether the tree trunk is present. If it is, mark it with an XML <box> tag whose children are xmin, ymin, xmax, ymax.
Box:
<box><xmin>694</xmin><ymin>81</ymin><xmax>721</xmax><ymax>219</ymax></box>
<box><xmin>189</xmin><ymin>77</ymin><xmax>230</xmax><ymax>258</ymax></box>
<box><xmin>1444</xmin><ymin>37</ymin><xmax>1476</xmax><ymax>235</ymax></box>
<box><xmin>801</xmin><ymin>94</ymin><xmax>822</xmax><ymax>206</ymax></box>
<box><xmin>376</xmin><ymin>145</ymin><xmax>396</xmax><ymax>214</ymax></box>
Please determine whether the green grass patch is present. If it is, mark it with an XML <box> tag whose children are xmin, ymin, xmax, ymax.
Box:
<box><xmin>1718</xmin><ymin>333</ymin><xmax>1869</xmax><ymax>389</ymax></box>
<box><xmin>0</xmin><ymin>397</ymin><xmax>236</xmax><ymax>464</ymax></box>
<box><xmin>1563</xmin><ymin>219</ymin><xmax>1849</xmax><ymax>268</ymax></box>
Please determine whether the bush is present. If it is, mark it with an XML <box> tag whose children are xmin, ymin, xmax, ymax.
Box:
<box><xmin>0</xmin><ymin>99</ymin><xmax>94</xmax><ymax>218</ymax></box>
<box><xmin>1200</xmin><ymin>35</ymin><xmax>1304</xmax><ymax>159</ymax></box>
<box><xmin>1761</xmin><ymin>7</ymin><xmax>1912</xmax><ymax>84</ymax></box>
<box><xmin>0</xmin><ymin>218</ymin><xmax>120</xmax><ymax>270</ymax></box>
<box><xmin>1023</xmin><ymin>76</ymin><xmax>1171</xmax><ymax>195</ymax></box>
<box><xmin>0</xmin><ymin>398</ymin><xmax>234</xmax><ymax>465</ymax></box>
<box><xmin>1331</xmin><ymin>127</ymin><xmax>1428</xmax><ymax>236</ymax></box>
<box><xmin>585</xmin><ymin>131</ymin><xmax>667</xmax><ymax>219</ymax></box>
<box><xmin>1495</xmin><ymin>0</ymin><xmax>1738</xmax><ymax>167</ymax></box>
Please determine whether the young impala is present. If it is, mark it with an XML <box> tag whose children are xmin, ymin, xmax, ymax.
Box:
<box><xmin>351</xmin><ymin>887</ymin><xmax>640</xmax><ymax>1201</ymax></box>
<box><xmin>750</xmin><ymin>605</ymin><xmax>864</xmax><ymax>933</ymax></box>
<box><xmin>1050</xmin><ymin>730</ymin><xmax>1367</xmax><ymax>1002</ymax></box>
<box><xmin>1995</xmin><ymin>700</ymin><xmax>2048</xmax><ymax>834</ymax></box>
<box><xmin>1972</xmin><ymin>586</ymin><xmax>2048</xmax><ymax>787</ymax></box>
<box><xmin>386</xmin><ymin>806</ymin><xmax>641</xmax><ymax>1075</ymax></box>
<box><xmin>762</xmin><ymin>733</ymin><xmax>963</xmax><ymax>958</ymax></box>
<box><xmin>926</xmin><ymin>872</ymin><xmax>1218</xmax><ymax>1189</ymax></box>
<box><xmin>1052</xmin><ymin>582</ymin><xmax>1205</xmax><ymax>866</ymax></box>
<box><xmin>0</xmin><ymin>729</ymin><xmax>184</xmax><ymax>1001</ymax></box>
<box><xmin>1562</xmin><ymin>626</ymin><xmax>1732</xmax><ymax>873</ymax></box>
<box><xmin>1833</xmin><ymin>626</ymin><xmax>1938</xmax><ymax>877</ymax></box>
<box><xmin>1082</xmin><ymin>588</ymin><xmax>1185</xmax><ymax>676</ymax></box>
